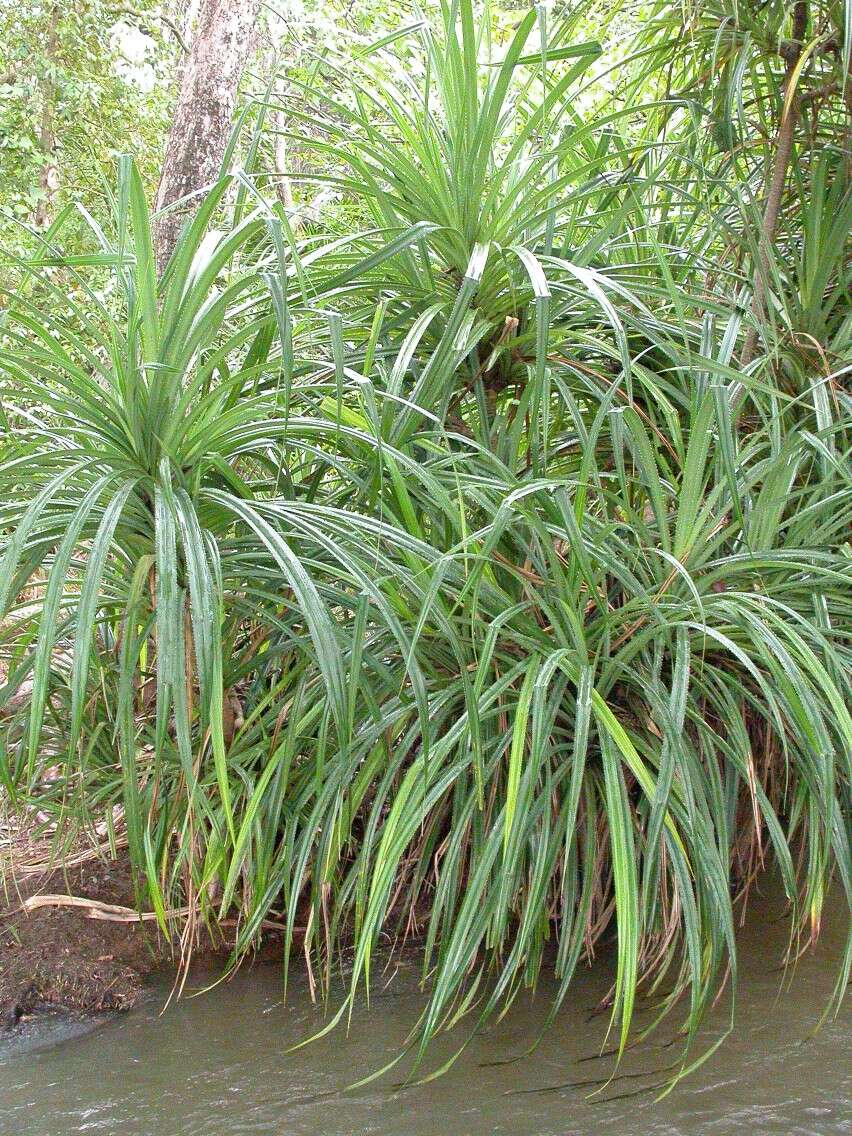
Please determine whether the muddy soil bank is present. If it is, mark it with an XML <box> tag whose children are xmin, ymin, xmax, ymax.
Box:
<box><xmin>1</xmin><ymin>842</ymin><xmax>170</xmax><ymax>1027</ymax></box>
<box><xmin>0</xmin><ymin>810</ymin><xmax>281</xmax><ymax>1031</ymax></box>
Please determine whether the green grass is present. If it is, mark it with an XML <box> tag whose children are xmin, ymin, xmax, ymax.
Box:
<box><xmin>0</xmin><ymin>0</ymin><xmax>849</xmax><ymax>1092</ymax></box>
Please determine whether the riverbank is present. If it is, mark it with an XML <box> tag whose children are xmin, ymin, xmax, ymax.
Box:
<box><xmin>2</xmin><ymin>890</ymin><xmax>849</xmax><ymax>1136</ymax></box>
<box><xmin>0</xmin><ymin>812</ymin><xmax>167</xmax><ymax>1025</ymax></box>
<box><xmin>0</xmin><ymin>802</ymin><xmax>295</xmax><ymax>1031</ymax></box>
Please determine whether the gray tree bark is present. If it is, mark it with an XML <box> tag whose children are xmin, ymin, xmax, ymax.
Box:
<box><xmin>33</xmin><ymin>4</ymin><xmax>59</xmax><ymax>229</ymax></box>
<box><xmin>154</xmin><ymin>0</ymin><xmax>260</xmax><ymax>271</ymax></box>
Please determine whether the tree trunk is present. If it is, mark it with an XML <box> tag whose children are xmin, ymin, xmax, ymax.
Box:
<box><xmin>740</xmin><ymin>2</ymin><xmax>809</xmax><ymax>367</ymax></box>
<box><xmin>33</xmin><ymin>4</ymin><xmax>59</xmax><ymax>229</ymax></box>
<box><xmin>154</xmin><ymin>0</ymin><xmax>260</xmax><ymax>271</ymax></box>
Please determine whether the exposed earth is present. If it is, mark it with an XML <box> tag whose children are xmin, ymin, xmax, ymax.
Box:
<box><xmin>0</xmin><ymin>817</ymin><xmax>168</xmax><ymax>1028</ymax></box>
<box><xmin>0</xmin><ymin>800</ymin><xmax>294</xmax><ymax>1037</ymax></box>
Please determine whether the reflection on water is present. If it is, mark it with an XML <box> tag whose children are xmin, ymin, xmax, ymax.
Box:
<box><xmin>0</xmin><ymin>1007</ymin><xmax>101</xmax><ymax>1060</ymax></box>
<box><xmin>0</xmin><ymin>888</ymin><xmax>848</xmax><ymax>1136</ymax></box>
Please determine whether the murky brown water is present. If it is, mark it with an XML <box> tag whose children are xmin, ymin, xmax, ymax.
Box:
<box><xmin>0</xmin><ymin>888</ymin><xmax>848</xmax><ymax>1135</ymax></box>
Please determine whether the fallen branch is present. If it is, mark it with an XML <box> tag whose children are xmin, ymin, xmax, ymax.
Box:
<box><xmin>20</xmin><ymin>892</ymin><xmax>292</xmax><ymax>933</ymax></box>
<box><xmin>21</xmin><ymin>894</ymin><xmax>187</xmax><ymax>922</ymax></box>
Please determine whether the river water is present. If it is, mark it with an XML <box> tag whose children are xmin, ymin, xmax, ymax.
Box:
<box><xmin>0</xmin><ymin>888</ymin><xmax>848</xmax><ymax>1136</ymax></box>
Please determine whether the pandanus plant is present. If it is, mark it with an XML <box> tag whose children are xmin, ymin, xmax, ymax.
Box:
<box><xmin>276</xmin><ymin>0</ymin><xmax>630</xmax><ymax>435</ymax></box>
<box><xmin>0</xmin><ymin>159</ymin><xmax>427</xmax><ymax>925</ymax></box>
